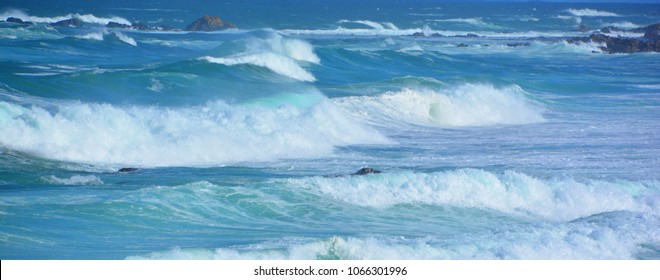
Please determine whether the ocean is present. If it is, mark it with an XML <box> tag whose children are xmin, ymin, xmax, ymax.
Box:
<box><xmin>0</xmin><ymin>0</ymin><xmax>658</xmax><ymax>259</ymax></box>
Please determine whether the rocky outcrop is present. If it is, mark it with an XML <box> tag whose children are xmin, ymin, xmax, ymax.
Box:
<box><xmin>6</xmin><ymin>17</ymin><xmax>34</xmax><ymax>25</ymax></box>
<box><xmin>50</xmin><ymin>18</ymin><xmax>83</xmax><ymax>27</ymax></box>
<box><xmin>106</xmin><ymin>21</ymin><xmax>132</xmax><ymax>29</ymax></box>
<box><xmin>185</xmin><ymin>15</ymin><xmax>235</xmax><ymax>31</ymax></box>
<box><xmin>569</xmin><ymin>23</ymin><xmax>660</xmax><ymax>54</ymax></box>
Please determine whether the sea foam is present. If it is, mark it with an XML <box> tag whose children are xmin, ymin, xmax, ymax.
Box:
<box><xmin>0</xmin><ymin>99</ymin><xmax>388</xmax><ymax>167</ymax></box>
<box><xmin>43</xmin><ymin>175</ymin><xmax>103</xmax><ymax>185</ymax></box>
<box><xmin>566</xmin><ymin>8</ymin><xmax>620</xmax><ymax>17</ymax></box>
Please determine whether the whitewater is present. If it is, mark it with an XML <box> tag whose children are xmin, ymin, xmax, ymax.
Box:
<box><xmin>0</xmin><ymin>0</ymin><xmax>659</xmax><ymax>260</ymax></box>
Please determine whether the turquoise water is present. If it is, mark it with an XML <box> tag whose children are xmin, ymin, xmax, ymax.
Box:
<box><xmin>0</xmin><ymin>1</ymin><xmax>659</xmax><ymax>259</ymax></box>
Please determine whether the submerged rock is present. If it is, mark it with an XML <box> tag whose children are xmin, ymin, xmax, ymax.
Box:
<box><xmin>118</xmin><ymin>167</ymin><xmax>139</xmax><ymax>173</ymax></box>
<box><xmin>50</xmin><ymin>18</ymin><xmax>83</xmax><ymax>27</ymax></box>
<box><xmin>507</xmin><ymin>42</ymin><xmax>531</xmax><ymax>48</ymax></box>
<box><xmin>352</xmin><ymin>167</ymin><xmax>382</xmax><ymax>176</ymax></box>
<box><xmin>185</xmin><ymin>15</ymin><xmax>235</xmax><ymax>31</ymax></box>
<box><xmin>6</xmin><ymin>17</ymin><xmax>34</xmax><ymax>25</ymax></box>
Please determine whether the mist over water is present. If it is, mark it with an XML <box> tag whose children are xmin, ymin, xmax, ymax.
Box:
<box><xmin>1</xmin><ymin>0</ymin><xmax>659</xmax><ymax>259</ymax></box>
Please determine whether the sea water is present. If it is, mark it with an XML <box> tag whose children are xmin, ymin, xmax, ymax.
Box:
<box><xmin>0</xmin><ymin>0</ymin><xmax>658</xmax><ymax>259</ymax></box>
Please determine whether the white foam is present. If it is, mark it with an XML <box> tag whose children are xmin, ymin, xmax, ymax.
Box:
<box><xmin>338</xmin><ymin>20</ymin><xmax>399</xmax><ymax>31</ymax></box>
<box><xmin>43</xmin><ymin>175</ymin><xmax>103</xmax><ymax>185</ymax></box>
<box><xmin>434</xmin><ymin>18</ymin><xmax>502</xmax><ymax>29</ymax></box>
<box><xmin>76</xmin><ymin>31</ymin><xmax>106</xmax><ymax>41</ymax></box>
<box><xmin>286</xmin><ymin>170</ymin><xmax>658</xmax><ymax>221</ymax></box>
<box><xmin>200</xmin><ymin>33</ymin><xmax>319</xmax><ymax>81</ymax></box>
<box><xmin>0</xmin><ymin>99</ymin><xmax>388</xmax><ymax>167</ymax></box>
<box><xmin>605</xmin><ymin>21</ymin><xmax>641</xmax><ymax>29</ymax></box>
<box><xmin>113</xmin><ymin>32</ymin><xmax>137</xmax><ymax>46</ymax></box>
<box><xmin>333</xmin><ymin>84</ymin><xmax>545</xmax><ymax>127</ymax></box>
<box><xmin>566</xmin><ymin>8</ymin><xmax>620</xmax><ymax>17</ymax></box>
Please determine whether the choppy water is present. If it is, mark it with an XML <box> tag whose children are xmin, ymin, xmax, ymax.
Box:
<box><xmin>0</xmin><ymin>0</ymin><xmax>659</xmax><ymax>259</ymax></box>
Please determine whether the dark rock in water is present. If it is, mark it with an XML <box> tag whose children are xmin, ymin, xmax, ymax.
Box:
<box><xmin>6</xmin><ymin>17</ymin><xmax>34</xmax><ymax>25</ymax></box>
<box><xmin>456</xmin><ymin>43</ymin><xmax>469</xmax><ymax>47</ymax></box>
<box><xmin>466</xmin><ymin>33</ymin><xmax>479</xmax><ymax>38</ymax></box>
<box><xmin>185</xmin><ymin>15</ymin><xmax>235</xmax><ymax>31</ymax></box>
<box><xmin>131</xmin><ymin>22</ymin><xmax>152</xmax><ymax>31</ymax></box>
<box><xmin>158</xmin><ymin>25</ymin><xmax>174</xmax><ymax>31</ymax></box>
<box><xmin>107</xmin><ymin>21</ymin><xmax>131</xmax><ymax>29</ymax></box>
<box><xmin>568</xmin><ymin>23</ymin><xmax>660</xmax><ymax>54</ymax></box>
<box><xmin>352</xmin><ymin>167</ymin><xmax>382</xmax><ymax>176</ymax></box>
<box><xmin>507</xmin><ymin>42</ymin><xmax>531</xmax><ymax>47</ymax></box>
<box><xmin>600</xmin><ymin>26</ymin><xmax>626</xmax><ymax>34</ymax></box>
<box><xmin>118</xmin><ymin>167</ymin><xmax>139</xmax><ymax>173</ymax></box>
<box><xmin>589</xmin><ymin>33</ymin><xmax>659</xmax><ymax>53</ymax></box>
<box><xmin>643</xmin><ymin>24</ymin><xmax>660</xmax><ymax>40</ymax></box>
<box><xmin>50</xmin><ymin>18</ymin><xmax>83</xmax><ymax>27</ymax></box>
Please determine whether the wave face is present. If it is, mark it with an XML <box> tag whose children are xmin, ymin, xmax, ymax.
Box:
<box><xmin>333</xmin><ymin>84</ymin><xmax>545</xmax><ymax>127</ymax></box>
<box><xmin>1</xmin><ymin>1</ymin><xmax>659</xmax><ymax>260</ymax></box>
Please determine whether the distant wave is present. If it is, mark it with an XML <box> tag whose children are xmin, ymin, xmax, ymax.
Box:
<box><xmin>0</xmin><ymin>98</ymin><xmax>388</xmax><ymax>167</ymax></box>
<box><xmin>201</xmin><ymin>53</ymin><xmax>315</xmax><ymax>82</ymax></box>
<box><xmin>333</xmin><ymin>84</ymin><xmax>545</xmax><ymax>127</ymax></box>
<box><xmin>338</xmin><ymin>19</ymin><xmax>400</xmax><ymax>30</ymax></box>
<box><xmin>603</xmin><ymin>21</ymin><xmax>641</xmax><ymax>29</ymax></box>
<box><xmin>566</xmin><ymin>8</ymin><xmax>620</xmax><ymax>17</ymax></box>
<box><xmin>0</xmin><ymin>9</ymin><xmax>131</xmax><ymax>25</ymax></box>
<box><xmin>43</xmin><ymin>175</ymin><xmax>103</xmax><ymax>185</ymax></box>
<box><xmin>286</xmin><ymin>169</ymin><xmax>658</xmax><ymax>221</ymax></box>
<box><xmin>434</xmin><ymin>18</ymin><xmax>502</xmax><ymax>29</ymax></box>
<box><xmin>200</xmin><ymin>33</ymin><xmax>319</xmax><ymax>82</ymax></box>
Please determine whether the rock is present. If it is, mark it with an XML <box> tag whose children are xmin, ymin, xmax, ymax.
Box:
<box><xmin>507</xmin><ymin>42</ymin><xmax>531</xmax><ymax>47</ymax></box>
<box><xmin>50</xmin><ymin>18</ymin><xmax>83</xmax><ymax>27</ymax></box>
<box><xmin>466</xmin><ymin>33</ymin><xmax>479</xmax><ymax>38</ymax></box>
<box><xmin>457</xmin><ymin>43</ymin><xmax>469</xmax><ymax>47</ymax></box>
<box><xmin>589</xmin><ymin>33</ymin><xmax>659</xmax><ymax>53</ymax></box>
<box><xmin>185</xmin><ymin>15</ymin><xmax>235</xmax><ymax>31</ymax></box>
<box><xmin>352</xmin><ymin>167</ymin><xmax>381</xmax><ymax>176</ymax></box>
<box><xmin>106</xmin><ymin>21</ymin><xmax>131</xmax><ymax>29</ymax></box>
<box><xmin>568</xmin><ymin>23</ymin><xmax>660</xmax><ymax>54</ymax></box>
<box><xmin>643</xmin><ymin>24</ymin><xmax>660</xmax><ymax>40</ymax></box>
<box><xmin>131</xmin><ymin>23</ymin><xmax>152</xmax><ymax>31</ymax></box>
<box><xmin>118</xmin><ymin>167</ymin><xmax>139</xmax><ymax>173</ymax></box>
<box><xmin>6</xmin><ymin>17</ymin><xmax>33</xmax><ymax>25</ymax></box>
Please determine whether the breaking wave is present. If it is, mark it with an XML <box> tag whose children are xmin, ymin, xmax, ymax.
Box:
<box><xmin>333</xmin><ymin>84</ymin><xmax>545</xmax><ymax>127</ymax></box>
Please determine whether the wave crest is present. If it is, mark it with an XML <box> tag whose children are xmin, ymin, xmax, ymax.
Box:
<box><xmin>334</xmin><ymin>84</ymin><xmax>545</xmax><ymax>127</ymax></box>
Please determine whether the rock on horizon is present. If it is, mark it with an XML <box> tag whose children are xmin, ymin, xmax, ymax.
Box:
<box><xmin>185</xmin><ymin>15</ymin><xmax>235</xmax><ymax>31</ymax></box>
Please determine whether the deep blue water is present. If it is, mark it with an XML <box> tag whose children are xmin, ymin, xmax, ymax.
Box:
<box><xmin>0</xmin><ymin>1</ymin><xmax>659</xmax><ymax>259</ymax></box>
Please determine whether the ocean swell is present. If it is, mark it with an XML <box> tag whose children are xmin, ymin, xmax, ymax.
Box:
<box><xmin>285</xmin><ymin>169</ymin><xmax>659</xmax><ymax>221</ymax></box>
